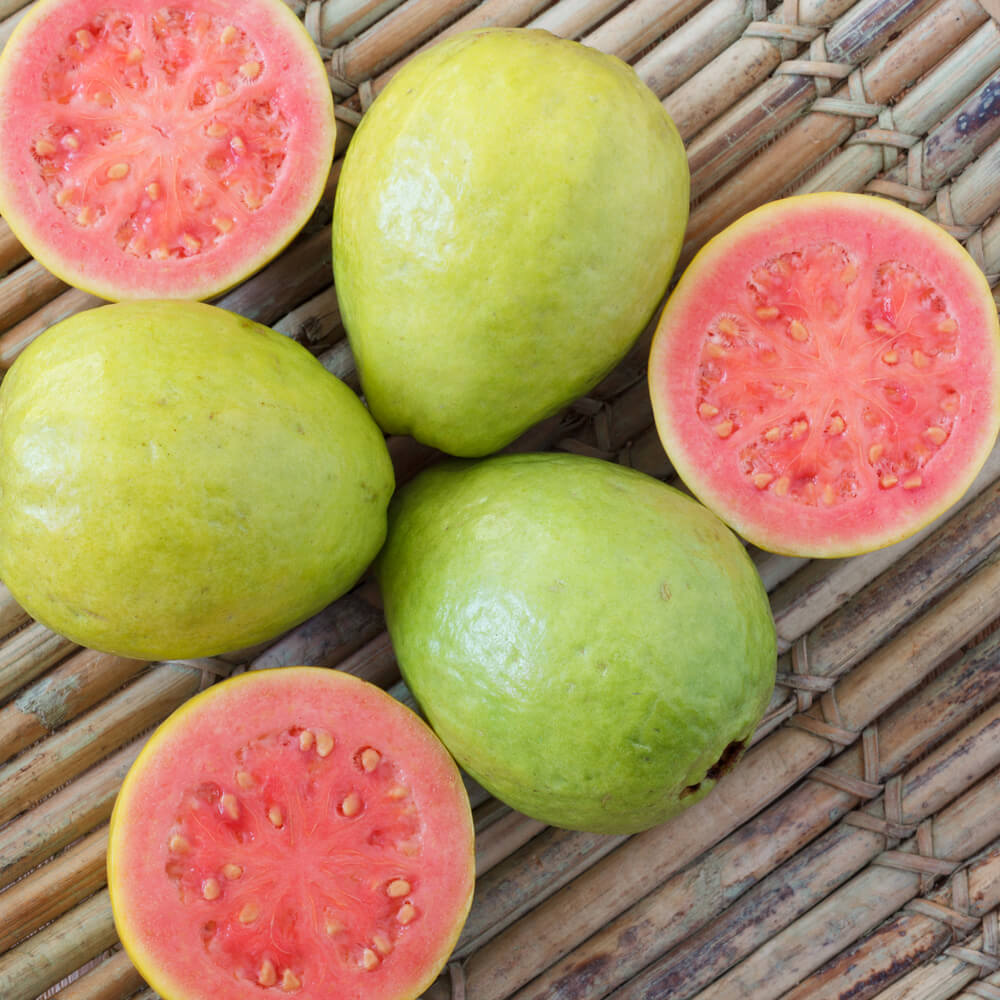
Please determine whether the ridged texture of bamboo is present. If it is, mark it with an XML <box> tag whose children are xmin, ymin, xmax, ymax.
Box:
<box><xmin>1</xmin><ymin>0</ymin><xmax>999</xmax><ymax>998</ymax></box>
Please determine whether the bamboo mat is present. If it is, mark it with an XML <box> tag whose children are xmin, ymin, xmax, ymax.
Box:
<box><xmin>1</xmin><ymin>0</ymin><xmax>1000</xmax><ymax>998</ymax></box>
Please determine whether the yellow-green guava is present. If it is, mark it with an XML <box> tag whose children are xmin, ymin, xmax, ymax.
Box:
<box><xmin>332</xmin><ymin>28</ymin><xmax>690</xmax><ymax>457</ymax></box>
<box><xmin>376</xmin><ymin>453</ymin><xmax>777</xmax><ymax>835</ymax></box>
<box><xmin>0</xmin><ymin>301</ymin><xmax>394</xmax><ymax>660</ymax></box>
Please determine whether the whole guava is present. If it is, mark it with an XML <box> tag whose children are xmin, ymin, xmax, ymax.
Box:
<box><xmin>0</xmin><ymin>301</ymin><xmax>395</xmax><ymax>660</ymax></box>
<box><xmin>332</xmin><ymin>28</ymin><xmax>690</xmax><ymax>457</ymax></box>
<box><xmin>377</xmin><ymin>453</ymin><xmax>777</xmax><ymax>835</ymax></box>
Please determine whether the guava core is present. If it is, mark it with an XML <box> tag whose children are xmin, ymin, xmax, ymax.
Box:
<box><xmin>0</xmin><ymin>301</ymin><xmax>395</xmax><ymax>659</ymax></box>
<box><xmin>377</xmin><ymin>453</ymin><xmax>777</xmax><ymax>835</ymax></box>
<box><xmin>332</xmin><ymin>28</ymin><xmax>690</xmax><ymax>457</ymax></box>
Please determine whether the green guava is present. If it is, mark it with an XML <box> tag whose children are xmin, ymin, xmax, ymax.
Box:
<box><xmin>376</xmin><ymin>453</ymin><xmax>777</xmax><ymax>835</ymax></box>
<box><xmin>332</xmin><ymin>27</ymin><xmax>690</xmax><ymax>457</ymax></box>
<box><xmin>0</xmin><ymin>301</ymin><xmax>394</xmax><ymax>659</ymax></box>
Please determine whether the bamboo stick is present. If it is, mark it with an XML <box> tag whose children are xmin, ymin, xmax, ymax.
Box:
<box><xmin>457</xmin><ymin>827</ymin><xmax>628</xmax><ymax>958</ymax></box>
<box><xmin>778</xmin><ymin>848</ymin><xmax>1000</xmax><ymax>999</ymax></box>
<box><xmin>0</xmin><ymin>583</ymin><xmax>29</xmax><ymax>640</ymax></box>
<box><xmin>0</xmin><ymin>622</ymin><xmax>77</xmax><ymax>704</ymax></box>
<box><xmin>0</xmin><ymin>287</ymin><xmax>101</xmax><ymax>371</ymax></box>
<box><xmin>475</xmin><ymin>810</ymin><xmax>548</xmax><ymax>877</ymax></box>
<box><xmin>0</xmin><ymin>651</ymin><xmax>147</xmax><ymax>764</ymax></box>
<box><xmin>271</xmin><ymin>285</ymin><xmax>343</xmax><ymax>352</ymax></box>
<box><xmin>0</xmin><ymin>890</ymin><xmax>118</xmax><ymax>1000</ymax></box>
<box><xmin>681</xmin><ymin>0</ymin><xmax>988</xmax><ymax>263</ymax></box>
<box><xmin>604</xmin><ymin>704</ymin><xmax>1000</xmax><ymax>1000</ymax></box>
<box><xmin>631</xmin><ymin>0</ymin><xmax>758</xmax><ymax>105</ymax></box>
<box><xmin>868</xmin><ymin>69</ymin><xmax>1000</xmax><ymax>207</ymax></box>
<box><xmin>0</xmin><ymin>259</ymin><xmax>70</xmax><ymax>333</ymax></box>
<box><xmin>682</xmin><ymin>0</ymin><xmax>944</xmax><ymax>197</ymax></box>
<box><xmin>874</xmin><ymin>926</ymin><xmax>1000</xmax><ymax>998</ymax></box>
<box><xmin>0</xmin><ymin>0</ymin><xmax>31</xmax><ymax>25</ymax></box>
<box><xmin>334</xmin><ymin>630</ymin><xmax>400</xmax><ymax>688</ymax></box>
<box><xmin>0</xmin><ymin>220</ymin><xmax>334</xmax><ymax>372</ymax></box>
<box><xmin>213</xmin><ymin>224</ymin><xmax>334</xmax><ymax>327</ymax></box>
<box><xmin>0</xmin><ymin>741</ymin><xmax>140</xmax><ymax>889</ymax></box>
<box><xmin>796</xmin><ymin>18</ymin><xmax>1000</xmax><ymax>197</ymax></box>
<box><xmin>688</xmin><ymin>771</ymin><xmax>1000</xmax><ymax>1000</ymax></box>
<box><xmin>0</xmin><ymin>827</ymin><xmax>107</xmax><ymax>953</ymax></box>
<box><xmin>0</xmin><ymin>220</ymin><xmax>28</xmax><ymax>277</ymax></box>
<box><xmin>501</xmin><ymin>627</ymin><xmax>1000</xmax><ymax>1000</ymax></box>
<box><xmin>770</xmin><ymin>446</ymin><xmax>1000</xmax><ymax>652</ymax></box>
<box><xmin>585</xmin><ymin>0</ymin><xmax>717</xmax><ymax>62</ymax></box>
<box><xmin>50</xmin><ymin>948</ymin><xmax>145</xmax><ymax>1000</ymax></box>
<box><xmin>924</xmin><ymin>133</ymin><xmax>1000</xmax><ymax>243</ymax></box>
<box><xmin>0</xmin><ymin>2</ymin><xmax>29</xmax><ymax>52</ymax></box>
<box><xmin>449</xmin><ymin>551</ymin><xmax>1000</xmax><ymax>1000</ymax></box>
<box><xmin>248</xmin><ymin>591</ymin><xmax>385</xmax><ymax>670</ymax></box>
<box><xmin>0</xmin><ymin>662</ymin><xmax>202</xmax><ymax>827</ymax></box>
<box><xmin>328</xmin><ymin>0</ymin><xmax>479</xmax><ymax>89</ymax></box>
<box><xmin>313</xmin><ymin>0</ymin><xmax>410</xmax><ymax>48</ymax></box>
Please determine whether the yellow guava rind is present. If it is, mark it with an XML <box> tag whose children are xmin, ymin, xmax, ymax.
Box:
<box><xmin>377</xmin><ymin>452</ymin><xmax>777</xmax><ymax>835</ymax></box>
<box><xmin>648</xmin><ymin>192</ymin><xmax>1000</xmax><ymax>558</ymax></box>
<box><xmin>108</xmin><ymin>666</ymin><xmax>476</xmax><ymax>1000</ymax></box>
<box><xmin>0</xmin><ymin>0</ymin><xmax>335</xmax><ymax>302</ymax></box>
<box><xmin>0</xmin><ymin>301</ymin><xmax>394</xmax><ymax>659</ymax></box>
<box><xmin>332</xmin><ymin>27</ymin><xmax>690</xmax><ymax>457</ymax></box>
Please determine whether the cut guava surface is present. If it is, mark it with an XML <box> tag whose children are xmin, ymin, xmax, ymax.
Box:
<box><xmin>648</xmin><ymin>192</ymin><xmax>1000</xmax><ymax>558</ymax></box>
<box><xmin>0</xmin><ymin>0</ymin><xmax>335</xmax><ymax>301</ymax></box>
<box><xmin>108</xmin><ymin>667</ymin><xmax>475</xmax><ymax>1000</ymax></box>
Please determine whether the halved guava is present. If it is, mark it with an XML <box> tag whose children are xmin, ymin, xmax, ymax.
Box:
<box><xmin>0</xmin><ymin>0</ymin><xmax>335</xmax><ymax>301</ymax></box>
<box><xmin>648</xmin><ymin>192</ymin><xmax>1000</xmax><ymax>558</ymax></box>
<box><xmin>108</xmin><ymin>667</ymin><xmax>475</xmax><ymax>1000</ymax></box>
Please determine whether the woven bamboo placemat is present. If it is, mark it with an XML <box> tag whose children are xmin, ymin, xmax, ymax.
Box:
<box><xmin>1</xmin><ymin>0</ymin><xmax>999</xmax><ymax>998</ymax></box>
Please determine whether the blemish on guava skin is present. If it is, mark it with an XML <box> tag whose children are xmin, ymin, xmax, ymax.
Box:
<box><xmin>660</xmin><ymin>582</ymin><xmax>671</xmax><ymax>601</ymax></box>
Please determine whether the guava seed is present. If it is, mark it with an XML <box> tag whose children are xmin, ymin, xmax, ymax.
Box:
<box><xmin>168</xmin><ymin>834</ymin><xmax>189</xmax><ymax>853</ymax></box>
<box><xmin>386</xmin><ymin>878</ymin><xmax>411</xmax><ymax>898</ymax></box>
<box><xmin>340</xmin><ymin>792</ymin><xmax>362</xmax><ymax>817</ymax></box>
<box><xmin>239</xmin><ymin>901</ymin><xmax>261</xmax><ymax>924</ymax></box>
<box><xmin>315</xmin><ymin>729</ymin><xmax>334</xmax><ymax>757</ymax></box>
<box><xmin>360</xmin><ymin>748</ymin><xmax>381</xmax><ymax>772</ymax></box>
<box><xmin>258</xmin><ymin>959</ymin><xmax>277</xmax><ymax>987</ymax></box>
<box><xmin>201</xmin><ymin>877</ymin><xmax>220</xmax><ymax>900</ymax></box>
<box><xmin>396</xmin><ymin>902</ymin><xmax>416</xmax><ymax>924</ymax></box>
<box><xmin>222</xmin><ymin>863</ymin><xmax>243</xmax><ymax>880</ymax></box>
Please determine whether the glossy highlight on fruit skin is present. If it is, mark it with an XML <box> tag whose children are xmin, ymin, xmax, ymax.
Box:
<box><xmin>0</xmin><ymin>301</ymin><xmax>394</xmax><ymax>659</ymax></box>
<box><xmin>108</xmin><ymin>666</ymin><xmax>476</xmax><ymax>1000</ymax></box>
<box><xmin>0</xmin><ymin>0</ymin><xmax>335</xmax><ymax>301</ymax></box>
<box><xmin>377</xmin><ymin>452</ymin><xmax>777</xmax><ymax>835</ymax></box>
<box><xmin>649</xmin><ymin>192</ymin><xmax>1000</xmax><ymax>558</ymax></box>
<box><xmin>333</xmin><ymin>27</ymin><xmax>690</xmax><ymax>457</ymax></box>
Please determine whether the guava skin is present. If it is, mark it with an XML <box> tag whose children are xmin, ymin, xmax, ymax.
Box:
<box><xmin>377</xmin><ymin>453</ymin><xmax>777</xmax><ymax>835</ymax></box>
<box><xmin>333</xmin><ymin>28</ymin><xmax>690</xmax><ymax>457</ymax></box>
<box><xmin>0</xmin><ymin>301</ymin><xmax>395</xmax><ymax>659</ymax></box>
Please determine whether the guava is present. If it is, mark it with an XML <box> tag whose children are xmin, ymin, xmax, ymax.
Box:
<box><xmin>648</xmin><ymin>192</ymin><xmax>1000</xmax><ymax>557</ymax></box>
<box><xmin>0</xmin><ymin>0</ymin><xmax>335</xmax><ymax>301</ymax></box>
<box><xmin>332</xmin><ymin>27</ymin><xmax>690</xmax><ymax>457</ymax></box>
<box><xmin>0</xmin><ymin>300</ymin><xmax>394</xmax><ymax>659</ymax></box>
<box><xmin>108</xmin><ymin>666</ymin><xmax>476</xmax><ymax>1000</ymax></box>
<box><xmin>376</xmin><ymin>452</ymin><xmax>777</xmax><ymax>835</ymax></box>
